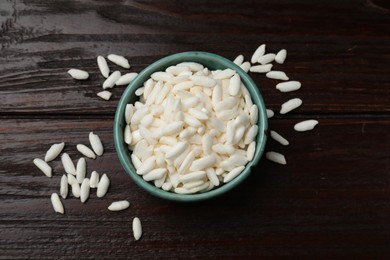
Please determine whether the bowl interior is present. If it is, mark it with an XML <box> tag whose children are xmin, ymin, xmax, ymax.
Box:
<box><xmin>114</xmin><ymin>51</ymin><xmax>268</xmax><ymax>202</ymax></box>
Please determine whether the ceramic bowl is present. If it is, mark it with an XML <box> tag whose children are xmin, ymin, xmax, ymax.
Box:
<box><xmin>114</xmin><ymin>51</ymin><xmax>267</xmax><ymax>202</ymax></box>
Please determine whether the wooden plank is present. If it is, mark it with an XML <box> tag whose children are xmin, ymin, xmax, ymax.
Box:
<box><xmin>1</xmin><ymin>0</ymin><xmax>390</xmax><ymax>258</ymax></box>
<box><xmin>1</xmin><ymin>117</ymin><xmax>389</xmax><ymax>258</ymax></box>
<box><xmin>1</xmin><ymin>0</ymin><xmax>389</xmax><ymax>114</ymax></box>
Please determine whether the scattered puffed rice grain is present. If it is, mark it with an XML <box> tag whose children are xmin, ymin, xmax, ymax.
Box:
<box><xmin>71</xmin><ymin>182</ymin><xmax>81</xmax><ymax>198</ymax></box>
<box><xmin>266</xmin><ymin>151</ymin><xmax>287</xmax><ymax>165</ymax></box>
<box><xmin>276</xmin><ymin>81</ymin><xmax>301</xmax><ymax>92</ymax></box>
<box><xmin>213</xmin><ymin>68</ymin><xmax>236</xmax><ymax>80</ymax></box>
<box><xmin>151</xmin><ymin>71</ymin><xmax>174</xmax><ymax>82</ymax></box>
<box><xmin>125</xmin><ymin>104</ymin><xmax>134</xmax><ymax>124</ymax></box>
<box><xmin>257</xmin><ymin>53</ymin><xmax>275</xmax><ymax>65</ymax></box>
<box><xmin>131</xmin><ymin>106</ymin><xmax>149</xmax><ymax>125</ymax></box>
<box><xmin>179</xmin><ymin>171</ymin><xmax>207</xmax><ymax>183</ymax></box>
<box><xmin>244</xmin><ymin>125</ymin><xmax>258</xmax><ymax>145</ymax></box>
<box><xmin>103</xmin><ymin>71</ymin><xmax>121</xmax><ymax>89</ymax></box>
<box><xmin>206</xmin><ymin>168</ymin><xmax>220</xmax><ymax>187</ymax></box>
<box><xmin>67</xmin><ymin>174</ymin><xmax>77</xmax><ymax>185</ymax></box>
<box><xmin>97</xmin><ymin>56</ymin><xmax>110</xmax><ymax>78</ymax></box>
<box><xmin>223</xmin><ymin>166</ymin><xmax>245</xmax><ymax>183</ymax></box>
<box><xmin>249</xmin><ymin>104</ymin><xmax>258</xmax><ymax>124</ymax></box>
<box><xmin>161</xmin><ymin>121</ymin><xmax>184</xmax><ymax>136</ymax></box>
<box><xmin>174</xmin><ymin>187</ymin><xmax>192</xmax><ymax>194</ymax></box>
<box><xmin>44</xmin><ymin>142</ymin><xmax>65</xmax><ymax>162</ymax></box>
<box><xmin>251</xmin><ymin>44</ymin><xmax>266</xmax><ymax>63</ymax></box>
<box><xmin>275</xmin><ymin>49</ymin><xmax>287</xmax><ymax>64</ymax></box>
<box><xmin>229</xmin><ymin>154</ymin><xmax>248</xmax><ymax>167</ymax></box>
<box><xmin>143</xmin><ymin>168</ymin><xmax>167</xmax><ymax>182</ymax></box>
<box><xmin>97</xmin><ymin>91</ymin><xmax>112</xmax><ymax>100</ymax></box>
<box><xmin>220</xmin><ymin>160</ymin><xmax>235</xmax><ymax>172</ymax></box>
<box><xmin>233</xmin><ymin>54</ymin><xmax>244</xmax><ymax>65</ymax></box>
<box><xmin>161</xmin><ymin>182</ymin><xmax>172</xmax><ymax>191</ymax></box>
<box><xmin>76</xmin><ymin>144</ymin><xmax>96</xmax><ymax>159</ymax></box>
<box><xmin>90</xmin><ymin>171</ymin><xmax>99</xmax><ymax>188</ymax></box>
<box><xmin>97</xmin><ymin>173</ymin><xmax>110</xmax><ymax>198</ymax></box>
<box><xmin>212</xmin><ymin>144</ymin><xmax>235</xmax><ymax>155</ymax></box>
<box><xmin>226</xmin><ymin>121</ymin><xmax>235</xmax><ymax>144</ymax></box>
<box><xmin>266</xmin><ymin>71</ymin><xmax>289</xmax><ymax>81</ymax></box>
<box><xmin>235</xmin><ymin>136</ymin><xmax>246</xmax><ymax>150</ymax></box>
<box><xmin>33</xmin><ymin>158</ymin><xmax>52</xmax><ymax>177</ymax></box>
<box><xmin>247</xmin><ymin>141</ymin><xmax>256</xmax><ymax>161</ymax></box>
<box><xmin>131</xmin><ymin>154</ymin><xmax>142</xmax><ymax>170</ymax></box>
<box><xmin>61</xmin><ymin>153</ymin><xmax>76</xmax><ymax>175</ymax></box>
<box><xmin>280</xmin><ymin>98</ymin><xmax>303</xmax><ymax>114</ymax></box>
<box><xmin>202</xmin><ymin>134</ymin><xmax>213</xmax><ymax>155</ymax></box>
<box><xmin>136</xmin><ymin>156</ymin><xmax>156</xmax><ymax>175</ymax></box>
<box><xmin>190</xmin><ymin>155</ymin><xmax>216</xmax><ymax>171</ymax></box>
<box><xmin>166</xmin><ymin>65</ymin><xmax>190</xmax><ymax>75</ymax></box>
<box><xmin>165</xmin><ymin>141</ymin><xmax>189</xmax><ymax>160</ymax></box>
<box><xmin>139</xmin><ymin>126</ymin><xmax>156</xmax><ymax>145</ymax></box>
<box><xmin>266</xmin><ymin>109</ymin><xmax>274</xmax><ymax>119</ymax></box>
<box><xmin>108</xmin><ymin>200</ymin><xmax>130</xmax><ymax>211</ymax></box>
<box><xmin>270</xmin><ymin>130</ymin><xmax>289</xmax><ymax>146</ymax></box>
<box><xmin>294</xmin><ymin>120</ymin><xmax>319</xmax><ymax>132</ymax></box>
<box><xmin>107</xmin><ymin>54</ymin><xmax>130</xmax><ymax>69</ymax></box>
<box><xmin>189</xmin><ymin>182</ymin><xmax>210</xmax><ymax>193</ymax></box>
<box><xmin>80</xmin><ymin>178</ymin><xmax>90</xmax><ymax>203</ymax></box>
<box><xmin>154</xmin><ymin>176</ymin><xmax>166</xmax><ymax>188</ymax></box>
<box><xmin>183</xmin><ymin>180</ymin><xmax>204</xmax><ymax>190</ymax></box>
<box><xmin>229</xmin><ymin>73</ymin><xmax>241</xmax><ymax>96</ymax></box>
<box><xmin>89</xmin><ymin>132</ymin><xmax>104</xmax><ymax>156</ymax></box>
<box><xmin>124</xmin><ymin>125</ymin><xmax>132</xmax><ymax>145</ymax></box>
<box><xmin>178</xmin><ymin>151</ymin><xmax>196</xmax><ymax>174</ymax></box>
<box><xmin>67</xmin><ymin>69</ymin><xmax>89</xmax><ymax>80</ymax></box>
<box><xmin>133</xmin><ymin>217</ymin><xmax>142</xmax><ymax>240</ymax></box>
<box><xmin>60</xmin><ymin>174</ymin><xmax>68</xmax><ymax>199</ymax></box>
<box><xmin>240</xmin><ymin>62</ymin><xmax>251</xmax><ymax>72</ymax></box>
<box><xmin>51</xmin><ymin>193</ymin><xmax>64</xmax><ymax>214</ymax></box>
<box><xmin>177</xmin><ymin>62</ymin><xmax>204</xmax><ymax>71</ymax></box>
<box><xmin>249</xmin><ymin>64</ymin><xmax>273</xmax><ymax>73</ymax></box>
<box><xmin>116</xmin><ymin>72</ymin><xmax>138</xmax><ymax>86</ymax></box>
<box><xmin>191</xmin><ymin>75</ymin><xmax>216</xmax><ymax>87</ymax></box>
<box><xmin>76</xmin><ymin>157</ymin><xmax>86</xmax><ymax>183</ymax></box>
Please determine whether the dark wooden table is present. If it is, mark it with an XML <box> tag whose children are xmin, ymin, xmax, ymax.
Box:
<box><xmin>1</xmin><ymin>0</ymin><xmax>390</xmax><ymax>258</ymax></box>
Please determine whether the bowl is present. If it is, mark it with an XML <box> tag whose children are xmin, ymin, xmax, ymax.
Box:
<box><xmin>114</xmin><ymin>51</ymin><xmax>268</xmax><ymax>202</ymax></box>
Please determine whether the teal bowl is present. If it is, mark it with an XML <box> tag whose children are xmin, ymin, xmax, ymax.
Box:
<box><xmin>114</xmin><ymin>51</ymin><xmax>268</xmax><ymax>202</ymax></box>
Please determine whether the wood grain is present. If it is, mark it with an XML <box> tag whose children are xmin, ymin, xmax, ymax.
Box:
<box><xmin>1</xmin><ymin>0</ymin><xmax>389</xmax><ymax>114</ymax></box>
<box><xmin>1</xmin><ymin>118</ymin><xmax>390</xmax><ymax>258</ymax></box>
<box><xmin>1</xmin><ymin>0</ymin><xmax>390</xmax><ymax>258</ymax></box>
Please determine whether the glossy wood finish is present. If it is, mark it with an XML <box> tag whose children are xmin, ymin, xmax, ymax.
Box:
<box><xmin>1</xmin><ymin>0</ymin><xmax>389</xmax><ymax>258</ymax></box>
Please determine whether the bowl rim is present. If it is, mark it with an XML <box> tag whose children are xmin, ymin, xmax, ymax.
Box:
<box><xmin>114</xmin><ymin>51</ymin><xmax>268</xmax><ymax>202</ymax></box>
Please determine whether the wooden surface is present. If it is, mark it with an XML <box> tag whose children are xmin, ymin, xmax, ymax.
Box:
<box><xmin>1</xmin><ymin>0</ymin><xmax>390</xmax><ymax>258</ymax></box>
